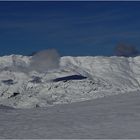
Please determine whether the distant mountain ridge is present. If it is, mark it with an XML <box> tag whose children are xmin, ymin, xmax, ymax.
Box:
<box><xmin>0</xmin><ymin>55</ymin><xmax>140</xmax><ymax>108</ymax></box>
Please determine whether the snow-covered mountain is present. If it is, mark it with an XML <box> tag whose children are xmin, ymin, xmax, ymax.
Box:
<box><xmin>0</xmin><ymin>55</ymin><xmax>140</xmax><ymax>108</ymax></box>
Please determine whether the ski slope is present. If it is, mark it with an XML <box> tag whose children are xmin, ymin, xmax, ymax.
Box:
<box><xmin>0</xmin><ymin>55</ymin><xmax>140</xmax><ymax>108</ymax></box>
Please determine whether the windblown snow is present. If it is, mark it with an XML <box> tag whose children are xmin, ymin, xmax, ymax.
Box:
<box><xmin>0</xmin><ymin>55</ymin><xmax>140</xmax><ymax>108</ymax></box>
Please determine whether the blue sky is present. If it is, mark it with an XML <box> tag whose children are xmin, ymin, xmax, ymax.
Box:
<box><xmin>0</xmin><ymin>1</ymin><xmax>140</xmax><ymax>56</ymax></box>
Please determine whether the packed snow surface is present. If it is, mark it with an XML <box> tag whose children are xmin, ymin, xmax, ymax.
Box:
<box><xmin>0</xmin><ymin>55</ymin><xmax>140</xmax><ymax>108</ymax></box>
<box><xmin>1</xmin><ymin>91</ymin><xmax>140</xmax><ymax>139</ymax></box>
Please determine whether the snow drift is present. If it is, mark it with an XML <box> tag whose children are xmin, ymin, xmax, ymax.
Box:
<box><xmin>0</xmin><ymin>54</ymin><xmax>140</xmax><ymax>108</ymax></box>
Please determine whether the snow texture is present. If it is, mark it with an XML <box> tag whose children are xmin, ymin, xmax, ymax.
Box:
<box><xmin>0</xmin><ymin>91</ymin><xmax>140</xmax><ymax>139</ymax></box>
<box><xmin>0</xmin><ymin>55</ymin><xmax>140</xmax><ymax>108</ymax></box>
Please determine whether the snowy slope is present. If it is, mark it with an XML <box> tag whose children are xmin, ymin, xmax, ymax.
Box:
<box><xmin>0</xmin><ymin>55</ymin><xmax>140</xmax><ymax>108</ymax></box>
<box><xmin>1</xmin><ymin>91</ymin><xmax>140</xmax><ymax>139</ymax></box>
